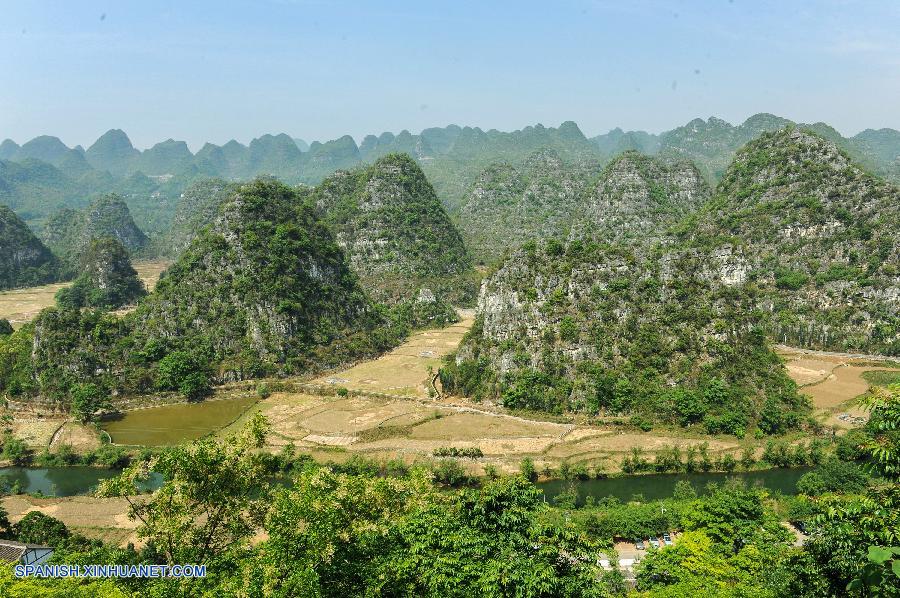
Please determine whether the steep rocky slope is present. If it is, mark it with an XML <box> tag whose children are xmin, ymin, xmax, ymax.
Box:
<box><xmin>163</xmin><ymin>178</ymin><xmax>237</xmax><ymax>257</ymax></box>
<box><xmin>0</xmin><ymin>178</ymin><xmax>401</xmax><ymax>404</ymax></box>
<box><xmin>41</xmin><ymin>194</ymin><xmax>148</xmax><ymax>262</ymax></box>
<box><xmin>442</xmin><ymin>238</ymin><xmax>806</xmax><ymax>435</ymax></box>
<box><xmin>443</xmin><ymin>126</ymin><xmax>899</xmax><ymax>430</ymax></box>
<box><xmin>310</xmin><ymin>153</ymin><xmax>476</xmax><ymax>306</ymax></box>
<box><xmin>685</xmin><ymin>127</ymin><xmax>899</xmax><ymax>354</ymax></box>
<box><xmin>454</xmin><ymin>149</ymin><xmax>596</xmax><ymax>265</ymax></box>
<box><xmin>569</xmin><ymin>152</ymin><xmax>710</xmax><ymax>242</ymax></box>
<box><xmin>55</xmin><ymin>237</ymin><xmax>147</xmax><ymax>310</ymax></box>
<box><xmin>132</xmin><ymin>178</ymin><xmax>391</xmax><ymax>375</ymax></box>
<box><xmin>0</xmin><ymin>204</ymin><xmax>62</xmax><ymax>290</ymax></box>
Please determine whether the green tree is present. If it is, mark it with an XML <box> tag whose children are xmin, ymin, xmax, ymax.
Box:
<box><xmin>97</xmin><ymin>412</ymin><xmax>271</xmax><ymax>566</ymax></box>
<box><xmin>14</xmin><ymin>511</ymin><xmax>70</xmax><ymax>546</ymax></box>
<box><xmin>519</xmin><ymin>457</ymin><xmax>537</xmax><ymax>483</ymax></box>
<box><xmin>69</xmin><ymin>382</ymin><xmax>110</xmax><ymax>423</ymax></box>
<box><xmin>155</xmin><ymin>351</ymin><xmax>211</xmax><ymax>401</ymax></box>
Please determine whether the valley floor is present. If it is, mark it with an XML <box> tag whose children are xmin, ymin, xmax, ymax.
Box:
<box><xmin>0</xmin><ymin>259</ymin><xmax>170</xmax><ymax>328</ymax></box>
<box><xmin>1</xmin><ymin>296</ymin><xmax>898</xmax><ymax>547</ymax></box>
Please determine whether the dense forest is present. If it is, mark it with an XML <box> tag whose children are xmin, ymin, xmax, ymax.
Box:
<box><xmin>443</xmin><ymin>127</ymin><xmax>898</xmax><ymax>429</ymax></box>
<box><xmin>1</xmin><ymin>382</ymin><xmax>898</xmax><ymax>596</ymax></box>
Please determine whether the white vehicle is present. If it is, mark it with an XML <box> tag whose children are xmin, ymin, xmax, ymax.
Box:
<box><xmin>649</xmin><ymin>537</ymin><xmax>660</xmax><ymax>549</ymax></box>
<box><xmin>662</xmin><ymin>532</ymin><xmax>673</xmax><ymax>546</ymax></box>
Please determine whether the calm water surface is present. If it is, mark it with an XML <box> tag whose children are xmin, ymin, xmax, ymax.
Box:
<box><xmin>538</xmin><ymin>467</ymin><xmax>812</xmax><ymax>504</ymax></box>
<box><xmin>0</xmin><ymin>466</ymin><xmax>163</xmax><ymax>497</ymax></box>
<box><xmin>100</xmin><ymin>396</ymin><xmax>257</xmax><ymax>446</ymax></box>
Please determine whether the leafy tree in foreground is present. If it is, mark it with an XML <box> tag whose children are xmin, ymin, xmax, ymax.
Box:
<box><xmin>97</xmin><ymin>412</ymin><xmax>271</xmax><ymax>567</ymax></box>
<box><xmin>236</xmin><ymin>469</ymin><xmax>605</xmax><ymax>597</ymax></box>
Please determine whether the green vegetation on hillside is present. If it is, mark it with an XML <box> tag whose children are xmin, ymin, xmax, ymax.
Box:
<box><xmin>687</xmin><ymin>127</ymin><xmax>899</xmax><ymax>355</ymax></box>
<box><xmin>0</xmin><ymin>178</ymin><xmax>403</xmax><ymax>408</ymax></box>
<box><xmin>0</xmin><ymin>203</ymin><xmax>62</xmax><ymax>290</ymax></box>
<box><xmin>442</xmin><ymin>238</ymin><xmax>808</xmax><ymax>436</ymax></box>
<box><xmin>55</xmin><ymin>237</ymin><xmax>147</xmax><ymax>310</ymax></box>
<box><xmin>311</xmin><ymin>153</ymin><xmax>477</xmax><ymax>307</ymax></box>
<box><xmin>454</xmin><ymin>149</ymin><xmax>598</xmax><ymax>265</ymax></box>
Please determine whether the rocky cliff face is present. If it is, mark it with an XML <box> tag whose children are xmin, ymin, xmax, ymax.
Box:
<box><xmin>687</xmin><ymin>127</ymin><xmax>900</xmax><ymax>354</ymax></box>
<box><xmin>570</xmin><ymin>152</ymin><xmax>710</xmax><ymax>242</ymax></box>
<box><xmin>41</xmin><ymin>194</ymin><xmax>148</xmax><ymax>262</ymax></box>
<box><xmin>311</xmin><ymin>153</ymin><xmax>475</xmax><ymax>306</ymax></box>
<box><xmin>455</xmin><ymin>149</ymin><xmax>594</xmax><ymax>265</ymax></box>
<box><xmin>444</xmin><ymin>238</ymin><xmax>805</xmax><ymax>434</ymax></box>
<box><xmin>133</xmin><ymin>178</ymin><xmax>391</xmax><ymax>377</ymax></box>
<box><xmin>0</xmin><ymin>204</ymin><xmax>62</xmax><ymax>290</ymax></box>
<box><xmin>445</xmin><ymin>127</ymin><xmax>898</xmax><ymax>429</ymax></box>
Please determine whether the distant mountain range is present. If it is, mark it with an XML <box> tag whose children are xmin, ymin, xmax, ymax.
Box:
<box><xmin>2</xmin><ymin>113</ymin><xmax>898</xmax><ymax>239</ymax></box>
<box><xmin>591</xmin><ymin>113</ymin><xmax>900</xmax><ymax>182</ymax></box>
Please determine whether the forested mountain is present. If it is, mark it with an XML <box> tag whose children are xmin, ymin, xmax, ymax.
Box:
<box><xmin>443</xmin><ymin>126</ymin><xmax>899</xmax><ymax>429</ymax></box>
<box><xmin>0</xmin><ymin>204</ymin><xmax>62</xmax><ymax>290</ymax></box>
<box><xmin>41</xmin><ymin>194</ymin><xmax>148</xmax><ymax>263</ymax></box>
<box><xmin>684</xmin><ymin>127</ymin><xmax>899</xmax><ymax>354</ymax></box>
<box><xmin>3</xmin><ymin>114</ymin><xmax>898</xmax><ymax>255</ymax></box>
<box><xmin>592</xmin><ymin>113</ymin><xmax>900</xmax><ymax>184</ymax></box>
<box><xmin>443</xmin><ymin>235</ymin><xmax>808</xmax><ymax>436</ymax></box>
<box><xmin>568</xmin><ymin>151</ymin><xmax>710</xmax><ymax>242</ymax></box>
<box><xmin>85</xmin><ymin>129</ymin><xmax>141</xmax><ymax>176</ymax></box>
<box><xmin>454</xmin><ymin>149</ymin><xmax>597</xmax><ymax>265</ymax></box>
<box><xmin>454</xmin><ymin>150</ymin><xmax>706</xmax><ymax>266</ymax></box>
<box><xmin>442</xmin><ymin>147</ymin><xmax>797</xmax><ymax>434</ymax></box>
<box><xmin>0</xmin><ymin>178</ymin><xmax>401</xmax><ymax>404</ymax></box>
<box><xmin>310</xmin><ymin>153</ymin><xmax>475</xmax><ymax>308</ymax></box>
<box><xmin>55</xmin><ymin>237</ymin><xmax>147</xmax><ymax>310</ymax></box>
<box><xmin>132</xmin><ymin>178</ymin><xmax>392</xmax><ymax>376</ymax></box>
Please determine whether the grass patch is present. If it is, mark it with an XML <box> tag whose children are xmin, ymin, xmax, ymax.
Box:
<box><xmin>356</xmin><ymin>410</ymin><xmax>443</xmax><ymax>442</ymax></box>
<box><xmin>862</xmin><ymin>370</ymin><xmax>900</xmax><ymax>387</ymax></box>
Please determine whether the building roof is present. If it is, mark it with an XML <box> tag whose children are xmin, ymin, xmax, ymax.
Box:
<box><xmin>0</xmin><ymin>539</ymin><xmax>52</xmax><ymax>563</ymax></box>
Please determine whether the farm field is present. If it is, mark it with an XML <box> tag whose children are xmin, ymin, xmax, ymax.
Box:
<box><xmin>0</xmin><ymin>493</ymin><xmax>138</xmax><ymax>546</ymax></box>
<box><xmin>780</xmin><ymin>348</ymin><xmax>900</xmax><ymax>430</ymax></box>
<box><xmin>0</xmin><ymin>259</ymin><xmax>170</xmax><ymax>328</ymax></box>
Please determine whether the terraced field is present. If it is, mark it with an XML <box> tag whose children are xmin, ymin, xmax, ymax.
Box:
<box><xmin>780</xmin><ymin>348</ymin><xmax>900</xmax><ymax>430</ymax></box>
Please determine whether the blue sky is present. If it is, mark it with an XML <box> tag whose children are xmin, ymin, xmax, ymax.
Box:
<box><xmin>2</xmin><ymin>0</ymin><xmax>899</xmax><ymax>150</ymax></box>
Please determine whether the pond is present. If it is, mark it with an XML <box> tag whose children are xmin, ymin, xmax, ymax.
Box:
<box><xmin>100</xmin><ymin>396</ymin><xmax>258</xmax><ymax>446</ymax></box>
<box><xmin>538</xmin><ymin>467</ymin><xmax>812</xmax><ymax>505</ymax></box>
<box><xmin>0</xmin><ymin>466</ymin><xmax>163</xmax><ymax>497</ymax></box>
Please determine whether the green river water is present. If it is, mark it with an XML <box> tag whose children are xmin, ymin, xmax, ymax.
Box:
<box><xmin>100</xmin><ymin>396</ymin><xmax>258</xmax><ymax>446</ymax></box>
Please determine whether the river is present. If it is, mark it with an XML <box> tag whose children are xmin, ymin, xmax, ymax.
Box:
<box><xmin>0</xmin><ymin>465</ymin><xmax>811</xmax><ymax>500</ymax></box>
<box><xmin>537</xmin><ymin>467</ymin><xmax>812</xmax><ymax>504</ymax></box>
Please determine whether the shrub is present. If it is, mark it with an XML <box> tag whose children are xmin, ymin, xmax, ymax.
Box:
<box><xmin>432</xmin><ymin>459</ymin><xmax>469</xmax><ymax>487</ymax></box>
<box><xmin>14</xmin><ymin>512</ymin><xmax>69</xmax><ymax>546</ymax></box>
<box><xmin>520</xmin><ymin>457</ymin><xmax>537</xmax><ymax>482</ymax></box>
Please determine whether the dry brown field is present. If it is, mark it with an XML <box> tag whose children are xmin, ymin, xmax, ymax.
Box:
<box><xmin>0</xmin><ymin>259</ymin><xmax>170</xmax><ymax>328</ymax></box>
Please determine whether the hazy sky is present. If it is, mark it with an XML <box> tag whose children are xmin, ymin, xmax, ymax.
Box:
<box><xmin>2</xmin><ymin>0</ymin><xmax>899</xmax><ymax>150</ymax></box>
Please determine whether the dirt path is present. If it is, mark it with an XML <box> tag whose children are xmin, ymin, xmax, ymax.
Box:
<box><xmin>313</xmin><ymin>311</ymin><xmax>474</xmax><ymax>398</ymax></box>
<box><xmin>775</xmin><ymin>344</ymin><xmax>897</xmax><ymax>363</ymax></box>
